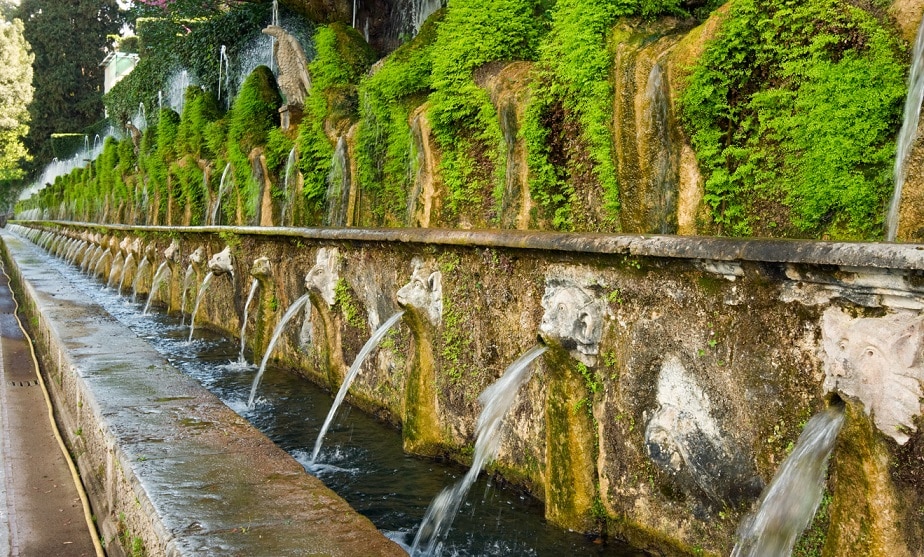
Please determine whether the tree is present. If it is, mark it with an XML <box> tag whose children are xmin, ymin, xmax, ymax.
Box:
<box><xmin>0</xmin><ymin>17</ymin><xmax>34</xmax><ymax>183</ymax></box>
<box><xmin>16</xmin><ymin>0</ymin><xmax>123</xmax><ymax>172</ymax></box>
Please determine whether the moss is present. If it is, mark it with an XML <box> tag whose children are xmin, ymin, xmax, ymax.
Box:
<box><xmin>542</xmin><ymin>342</ymin><xmax>599</xmax><ymax>532</ymax></box>
<box><xmin>825</xmin><ymin>401</ymin><xmax>909</xmax><ymax>555</ymax></box>
<box><xmin>400</xmin><ymin>308</ymin><xmax>442</xmax><ymax>456</ymax></box>
<box><xmin>333</xmin><ymin>278</ymin><xmax>364</xmax><ymax>329</ymax></box>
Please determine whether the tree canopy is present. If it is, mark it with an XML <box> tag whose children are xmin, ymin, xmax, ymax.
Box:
<box><xmin>15</xmin><ymin>0</ymin><xmax>123</xmax><ymax>172</ymax></box>
<box><xmin>0</xmin><ymin>17</ymin><xmax>34</xmax><ymax>188</ymax></box>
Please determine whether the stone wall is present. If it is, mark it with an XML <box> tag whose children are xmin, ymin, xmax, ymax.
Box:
<box><xmin>16</xmin><ymin>222</ymin><xmax>924</xmax><ymax>556</ymax></box>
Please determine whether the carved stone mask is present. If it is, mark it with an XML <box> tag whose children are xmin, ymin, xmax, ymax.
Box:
<box><xmin>821</xmin><ymin>307</ymin><xmax>923</xmax><ymax>444</ymax></box>
<box><xmin>539</xmin><ymin>278</ymin><xmax>605</xmax><ymax>366</ymax></box>
<box><xmin>250</xmin><ymin>256</ymin><xmax>272</xmax><ymax>280</ymax></box>
<box><xmin>396</xmin><ymin>259</ymin><xmax>442</xmax><ymax>326</ymax></box>
<box><xmin>164</xmin><ymin>240</ymin><xmax>179</xmax><ymax>262</ymax></box>
<box><xmin>305</xmin><ymin>247</ymin><xmax>339</xmax><ymax>306</ymax></box>
<box><xmin>208</xmin><ymin>246</ymin><xmax>234</xmax><ymax>276</ymax></box>
<box><xmin>188</xmin><ymin>246</ymin><xmax>205</xmax><ymax>266</ymax></box>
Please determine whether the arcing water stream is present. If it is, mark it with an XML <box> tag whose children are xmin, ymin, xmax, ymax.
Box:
<box><xmin>238</xmin><ymin>279</ymin><xmax>261</xmax><ymax>364</ymax></box>
<box><xmin>247</xmin><ymin>292</ymin><xmax>312</xmax><ymax>407</ymax></box>
<box><xmin>187</xmin><ymin>271</ymin><xmax>215</xmax><ymax>341</ymax></box>
<box><xmin>21</xmin><ymin>233</ymin><xmax>641</xmax><ymax>557</ymax></box>
<box><xmin>310</xmin><ymin>310</ymin><xmax>405</xmax><ymax>464</ymax></box>
<box><xmin>731</xmin><ymin>405</ymin><xmax>845</xmax><ymax>557</ymax></box>
<box><xmin>410</xmin><ymin>344</ymin><xmax>548</xmax><ymax>556</ymax></box>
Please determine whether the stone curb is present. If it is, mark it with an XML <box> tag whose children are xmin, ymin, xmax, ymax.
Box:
<box><xmin>21</xmin><ymin>220</ymin><xmax>924</xmax><ymax>271</ymax></box>
<box><xmin>0</xmin><ymin>230</ymin><xmax>406</xmax><ymax>557</ymax></box>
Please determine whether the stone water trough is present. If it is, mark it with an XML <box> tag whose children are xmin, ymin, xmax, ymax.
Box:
<box><xmin>0</xmin><ymin>228</ymin><xmax>405</xmax><ymax>557</ymax></box>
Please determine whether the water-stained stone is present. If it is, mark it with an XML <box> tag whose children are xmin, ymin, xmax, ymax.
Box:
<box><xmin>821</xmin><ymin>307</ymin><xmax>924</xmax><ymax>444</ymax></box>
<box><xmin>644</xmin><ymin>354</ymin><xmax>762</xmax><ymax>507</ymax></box>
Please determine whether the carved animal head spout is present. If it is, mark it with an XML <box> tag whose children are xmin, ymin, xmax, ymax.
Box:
<box><xmin>143</xmin><ymin>241</ymin><xmax>156</xmax><ymax>260</ymax></box>
<box><xmin>821</xmin><ymin>307</ymin><xmax>924</xmax><ymax>444</ymax></box>
<box><xmin>396</xmin><ymin>258</ymin><xmax>442</xmax><ymax>327</ymax></box>
<box><xmin>208</xmin><ymin>246</ymin><xmax>234</xmax><ymax>276</ymax></box>
<box><xmin>250</xmin><ymin>256</ymin><xmax>272</xmax><ymax>280</ymax></box>
<box><xmin>188</xmin><ymin>246</ymin><xmax>206</xmax><ymax>268</ymax></box>
<box><xmin>164</xmin><ymin>240</ymin><xmax>180</xmax><ymax>263</ymax></box>
<box><xmin>119</xmin><ymin>237</ymin><xmax>131</xmax><ymax>254</ymax></box>
<box><xmin>304</xmin><ymin>247</ymin><xmax>339</xmax><ymax>306</ymax></box>
<box><xmin>539</xmin><ymin>277</ymin><xmax>606</xmax><ymax>367</ymax></box>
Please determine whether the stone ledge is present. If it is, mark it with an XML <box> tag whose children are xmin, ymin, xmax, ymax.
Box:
<box><xmin>0</xmin><ymin>230</ymin><xmax>405</xmax><ymax>557</ymax></box>
<box><xmin>20</xmin><ymin>220</ymin><xmax>924</xmax><ymax>271</ymax></box>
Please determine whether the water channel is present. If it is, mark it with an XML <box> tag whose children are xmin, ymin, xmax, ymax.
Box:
<box><xmin>33</xmin><ymin>245</ymin><xmax>643</xmax><ymax>556</ymax></box>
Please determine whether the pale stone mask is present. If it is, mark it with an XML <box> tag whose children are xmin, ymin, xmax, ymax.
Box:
<box><xmin>188</xmin><ymin>246</ymin><xmax>205</xmax><ymax>265</ymax></box>
<box><xmin>821</xmin><ymin>307</ymin><xmax>923</xmax><ymax>444</ymax></box>
<box><xmin>396</xmin><ymin>259</ymin><xmax>442</xmax><ymax>327</ymax></box>
<box><xmin>539</xmin><ymin>278</ymin><xmax>605</xmax><ymax>366</ymax></box>
<box><xmin>305</xmin><ymin>247</ymin><xmax>339</xmax><ymax>306</ymax></box>
<box><xmin>208</xmin><ymin>246</ymin><xmax>234</xmax><ymax>276</ymax></box>
<box><xmin>164</xmin><ymin>240</ymin><xmax>180</xmax><ymax>262</ymax></box>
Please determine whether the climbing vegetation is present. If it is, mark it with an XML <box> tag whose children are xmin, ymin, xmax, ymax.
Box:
<box><xmin>297</xmin><ymin>23</ymin><xmax>375</xmax><ymax>211</ymax></box>
<box><xmin>354</xmin><ymin>11</ymin><xmax>442</xmax><ymax>225</ymax></box>
<box><xmin>680</xmin><ymin>0</ymin><xmax>905</xmax><ymax>239</ymax></box>
<box><xmin>19</xmin><ymin>0</ymin><xmax>908</xmax><ymax>242</ymax></box>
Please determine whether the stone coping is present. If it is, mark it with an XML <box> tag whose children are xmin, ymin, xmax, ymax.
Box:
<box><xmin>0</xmin><ymin>230</ymin><xmax>406</xmax><ymax>557</ymax></box>
<box><xmin>18</xmin><ymin>221</ymin><xmax>924</xmax><ymax>270</ymax></box>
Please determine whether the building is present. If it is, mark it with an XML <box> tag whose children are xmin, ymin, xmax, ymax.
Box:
<box><xmin>100</xmin><ymin>51</ymin><xmax>139</xmax><ymax>94</ymax></box>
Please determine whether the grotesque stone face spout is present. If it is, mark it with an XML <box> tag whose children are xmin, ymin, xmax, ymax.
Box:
<box><xmin>261</xmin><ymin>25</ymin><xmax>312</xmax><ymax>106</ymax></box>
<box><xmin>250</xmin><ymin>256</ymin><xmax>272</xmax><ymax>280</ymax></box>
<box><xmin>305</xmin><ymin>247</ymin><xmax>339</xmax><ymax>306</ymax></box>
<box><xmin>821</xmin><ymin>307</ymin><xmax>924</xmax><ymax>444</ymax></box>
<box><xmin>396</xmin><ymin>259</ymin><xmax>442</xmax><ymax>327</ymax></box>
<box><xmin>208</xmin><ymin>246</ymin><xmax>234</xmax><ymax>276</ymax></box>
<box><xmin>538</xmin><ymin>277</ymin><xmax>605</xmax><ymax>367</ymax></box>
<box><xmin>164</xmin><ymin>240</ymin><xmax>180</xmax><ymax>263</ymax></box>
<box><xmin>188</xmin><ymin>246</ymin><xmax>206</xmax><ymax>268</ymax></box>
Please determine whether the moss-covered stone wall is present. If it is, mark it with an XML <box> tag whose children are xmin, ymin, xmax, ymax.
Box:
<box><xmin>18</xmin><ymin>222</ymin><xmax>924</xmax><ymax>556</ymax></box>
